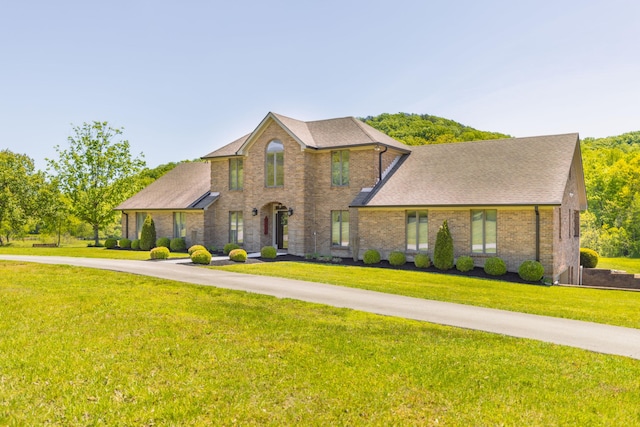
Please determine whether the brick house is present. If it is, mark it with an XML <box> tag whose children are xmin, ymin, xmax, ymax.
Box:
<box><xmin>118</xmin><ymin>112</ymin><xmax>587</xmax><ymax>284</ymax></box>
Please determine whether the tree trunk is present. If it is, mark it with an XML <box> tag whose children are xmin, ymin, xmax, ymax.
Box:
<box><xmin>93</xmin><ymin>224</ymin><xmax>100</xmax><ymax>246</ymax></box>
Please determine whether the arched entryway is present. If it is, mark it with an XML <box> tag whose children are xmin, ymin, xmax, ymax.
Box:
<box><xmin>259</xmin><ymin>202</ymin><xmax>290</xmax><ymax>251</ymax></box>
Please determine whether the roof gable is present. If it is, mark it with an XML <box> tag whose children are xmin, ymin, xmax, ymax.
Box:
<box><xmin>363</xmin><ymin>133</ymin><xmax>585</xmax><ymax>208</ymax></box>
<box><xmin>202</xmin><ymin>112</ymin><xmax>411</xmax><ymax>159</ymax></box>
<box><xmin>115</xmin><ymin>162</ymin><xmax>214</xmax><ymax>211</ymax></box>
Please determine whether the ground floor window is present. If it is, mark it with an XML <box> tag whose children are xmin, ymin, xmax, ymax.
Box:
<box><xmin>406</xmin><ymin>210</ymin><xmax>428</xmax><ymax>251</ymax></box>
<box><xmin>173</xmin><ymin>212</ymin><xmax>186</xmax><ymax>238</ymax></box>
<box><xmin>331</xmin><ymin>210</ymin><xmax>349</xmax><ymax>247</ymax></box>
<box><xmin>471</xmin><ymin>209</ymin><xmax>497</xmax><ymax>254</ymax></box>
<box><xmin>229</xmin><ymin>211</ymin><xmax>243</xmax><ymax>244</ymax></box>
<box><xmin>136</xmin><ymin>212</ymin><xmax>147</xmax><ymax>239</ymax></box>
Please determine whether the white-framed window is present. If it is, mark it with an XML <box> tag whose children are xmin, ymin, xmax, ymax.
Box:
<box><xmin>471</xmin><ymin>210</ymin><xmax>497</xmax><ymax>254</ymax></box>
<box><xmin>173</xmin><ymin>212</ymin><xmax>186</xmax><ymax>238</ymax></box>
<box><xmin>229</xmin><ymin>158</ymin><xmax>244</xmax><ymax>190</ymax></box>
<box><xmin>407</xmin><ymin>210</ymin><xmax>428</xmax><ymax>251</ymax></box>
<box><xmin>266</xmin><ymin>140</ymin><xmax>284</xmax><ymax>187</ymax></box>
<box><xmin>229</xmin><ymin>211</ymin><xmax>243</xmax><ymax>244</ymax></box>
<box><xmin>331</xmin><ymin>150</ymin><xmax>349</xmax><ymax>186</ymax></box>
<box><xmin>136</xmin><ymin>212</ymin><xmax>147</xmax><ymax>239</ymax></box>
<box><xmin>331</xmin><ymin>210</ymin><xmax>350</xmax><ymax>247</ymax></box>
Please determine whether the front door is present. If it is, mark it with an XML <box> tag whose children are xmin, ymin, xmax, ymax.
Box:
<box><xmin>275</xmin><ymin>210</ymin><xmax>288</xmax><ymax>250</ymax></box>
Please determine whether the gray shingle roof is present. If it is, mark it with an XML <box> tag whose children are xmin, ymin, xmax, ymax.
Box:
<box><xmin>361</xmin><ymin>133</ymin><xmax>585</xmax><ymax>208</ymax></box>
<box><xmin>115</xmin><ymin>162</ymin><xmax>215</xmax><ymax>210</ymax></box>
<box><xmin>202</xmin><ymin>112</ymin><xmax>411</xmax><ymax>159</ymax></box>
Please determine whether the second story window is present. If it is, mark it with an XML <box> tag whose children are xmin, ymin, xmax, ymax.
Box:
<box><xmin>266</xmin><ymin>140</ymin><xmax>284</xmax><ymax>187</ymax></box>
<box><xmin>331</xmin><ymin>150</ymin><xmax>349</xmax><ymax>186</ymax></box>
<box><xmin>229</xmin><ymin>158</ymin><xmax>243</xmax><ymax>190</ymax></box>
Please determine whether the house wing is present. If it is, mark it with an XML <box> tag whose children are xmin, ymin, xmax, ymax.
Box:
<box><xmin>115</xmin><ymin>162</ymin><xmax>214</xmax><ymax>210</ymax></box>
<box><xmin>364</xmin><ymin>133</ymin><xmax>583</xmax><ymax>207</ymax></box>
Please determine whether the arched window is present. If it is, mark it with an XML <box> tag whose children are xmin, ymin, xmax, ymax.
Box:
<box><xmin>266</xmin><ymin>140</ymin><xmax>284</xmax><ymax>187</ymax></box>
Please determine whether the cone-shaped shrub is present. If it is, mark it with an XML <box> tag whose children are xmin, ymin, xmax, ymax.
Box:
<box><xmin>433</xmin><ymin>220</ymin><xmax>454</xmax><ymax>270</ymax></box>
<box><xmin>139</xmin><ymin>215</ymin><xmax>156</xmax><ymax>251</ymax></box>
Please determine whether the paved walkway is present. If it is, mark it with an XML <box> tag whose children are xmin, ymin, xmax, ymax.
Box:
<box><xmin>2</xmin><ymin>255</ymin><xmax>640</xmax><ymax>360</ymax></box>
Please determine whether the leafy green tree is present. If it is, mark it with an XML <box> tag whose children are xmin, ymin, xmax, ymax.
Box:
<box><xmin>47</xmin><ymin>121</ymin><xmax>145</xmax><ymax>246</ymax></box>
<box><xmin>0</xmin><ymin>150</ymin><xmax>46</xmax><ymax>244</ymax></box>
<box><xmin>433</xmin><ymin>220</ymin><xmax>454</xmax><ymax>270</ymax></box>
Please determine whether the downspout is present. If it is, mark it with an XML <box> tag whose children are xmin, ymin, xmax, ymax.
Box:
<box><xmin>123</xmin><ymin>212</ymin><xmax>129</xmax><ymax>239</ymax></box>
<box><xmin>376</xmin><ymin>144</ymin><xmax>388</xmax><ymax>183</ymax></box>
<box><xmin>534</xmin><ymin>206</ymin><xmax>540</xmax><ymax>262</ymax></box>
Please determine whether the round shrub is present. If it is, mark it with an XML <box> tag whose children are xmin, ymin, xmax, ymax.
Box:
<box><xmin>456</xmin><ymin>256</ymin><xmax>475</xmax><ymax>272</ymax></box>
<box><xmin>170</xmin><ymin>237</ymin><xmax>187</xmax><ymax>252</ymax></box>
<box><xmin>150</xmin><ymin>246</ymin><xmax>170</xmax><ymax>260</ymax></box>
<box><xmin>131</xmin><ymin>239</ymin><xmax>140</xmax><ymax>250</ymax></box>
<box><xmin>363</xmin><ymin>249</ymin><xmax>381</xmax><ymax>265</ymax></box>
<box><xmin>414</xmin><ymin>253</ymin><xmax>431</xmax><ymax>269</ymax></box>
<box><xmin>433</xmin><ymin>220</ymin><xmax>454</xmax><ymax>270</ymax></box>
<box><xmin>191</xmin><ymin>249</ymin><xmax>212</xmax><ymax>265</ymax></box>
<box><xmin>156</xmin><ymin>237</ymin><xmax>171</xmax><ymax>249</ymax></box>
<box><xmin>104</xmin><ymin>238</ymin><xmax>118</xmax><ymax>249</ymax></box>
<box><xmin>580</xmin><ymin>248</ymin><xmax>599</xmax><ymax>268</ymax></box>
<box><xmin>518</xmin><ymin>260</ymin><xmax>545</xmax><ymax>282</ymax></box>
<box><xmin>229</xmin><ymin>248</ymin><xmax>248</xmax><ymax>262</ymax></box>
<box><xmin>188</xmin><ymin>245</ymin><xmax>207</xmax><ymax>255</ymax></box>
<box><xmin>388</xmin><ymin>251</ymin><xmax>406</xmax><ymax>266</ymax></box>
<box><xmin>261</xmin><ymin>246</ymin><xmax>277</xmax><ymax>259</ymax></box>
<box><xmin>119</xmin><ymin>238</ymin><xmax>131</xmax><ymax>249</ymax></box>
<box><xmin>224</xmin><ymin>243</ymin><xmax>241</xmax><ymax>255</ymax></box>
<box><xmin>484</xmin><ymin>257</ymin><xmax>507</xmax><ymax>276</ymax></box>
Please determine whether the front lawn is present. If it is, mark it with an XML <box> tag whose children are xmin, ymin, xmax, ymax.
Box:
<box><xmin>0</xmin><ymin>244</ymin><xmax>188</xmax><ymax>260</ymax></box>
<box><xmin>1</xmin><ymin>261</ymin><xmax>639</xmax><ymax>425</ymax></box>
<box><xmin>212</xmin><ymin>262</ymin><xmax>640</xmax><ymax>329</ymax></box>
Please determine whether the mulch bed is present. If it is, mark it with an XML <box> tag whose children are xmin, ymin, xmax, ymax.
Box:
<box><xmin>210</xmin><ymin>254</ymin><xmax>535</xmax><ymax>285</ymax></box>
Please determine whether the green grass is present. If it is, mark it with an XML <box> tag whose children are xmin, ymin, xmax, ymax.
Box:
<box><xmin>212</xmin><ymin>262</ymin><xmax>640</xmax><ymax>329</ymax></box>
<box><xmin>599</xmin><ymin>257</ymin><xmax>640</xmax><ymax>273</ymax></box>
<box><xmin>1</xmin><ymin>261</ymin><xmax>639</xmax><ymax>425</ymax></box>
<box><xmin>0</xmin><ymin>243</ymin><xmax>189</xmax><ymax>260</ymax></box>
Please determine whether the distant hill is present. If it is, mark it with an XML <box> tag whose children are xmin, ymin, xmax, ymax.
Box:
<box><xmin>360</xmin><ymin>113</ymin><xmax>511</xmax><ymax>145</ymax></box>
<box><xmin>581</xmin><ymin>131</ymin><xmax>640</xmax><ymax>151</ymax></box>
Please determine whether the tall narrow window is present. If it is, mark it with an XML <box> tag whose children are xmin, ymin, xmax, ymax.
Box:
<box><xmin>229</xmin><ymin>158</ymin><xmax>243</xmax><ymax>190</ymax></box>
<box><xmin>407</xmin><ymin>210</ymin><xmax>428</xmax><ymax>251</ymax></box>
<box><xmin>229</xmin><ymin>211</ymin><xmax>243</xmax><ymax>244</ymax></box>
<box><xmin>136</xmin><ymin>212</ymin><xmax>147</xmax><ymax>239</ymax></box>
<box><xmin>573</xmin><ymin>210</ymin><xmax>580</xmax><ymax>237</ymax></box>
<box><xmin>266</xmin><ymin>140</ymin><xmax>284</xmax><ymax>187</ymax></box>
<box><xmin>173</xmin><ymin>212</ymin><xmax>186</xmax><ymax>238</ymax></box>
<box><xmin>331</xmin><ymin>210</ymin><xmax>350</xmax><ymax>247</ymax></box>
<box><xmin>471</xmin><ymin>210</ymin><xmax>497</xmax><ymax>254</ymax></box>
<box><xmin>331</xmin><ymin>150</ymin><xmax>349</xmax><ymax>186</ymax></box>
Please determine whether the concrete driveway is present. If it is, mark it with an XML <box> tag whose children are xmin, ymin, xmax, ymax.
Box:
<box><xmin>2</xmin><ymin>255</ymin><xmax>640</xmax><ymax>360</ymax></box>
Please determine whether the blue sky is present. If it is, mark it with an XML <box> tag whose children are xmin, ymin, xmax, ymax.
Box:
<box><xmin>2</xmin><ymin>0</ymin><xmax>639</xmax><ymax>170</ymax></box>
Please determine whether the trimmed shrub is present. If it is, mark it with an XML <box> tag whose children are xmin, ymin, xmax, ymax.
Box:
<box><xmin>131</xmin><ymin>239</ymin><xmax>140</xmax><ymax>250</ymax></box>
<box><xmin>388</xmin><ymin>251</ymin><xmax>406</xmax><ymax>266</ymax></box>
<box><xmin>518</xmin><ymin>260</ymin><xmax>545</xmax><ymax>282</ymax></box>
<box><xmin>170</xmin><ymin>237</ymin><xmax>187</xmax><ymax>252</ymax></box>
<box><xmin>580</xmin><ymin>248</ymin><xmax>599</xmax><ymax>268</ymax></box>
<box><xmin>150</xmin><ymin>246</ymin><xmax>170</xmax><ymax>260</ymax></box>
<box><xmin>456</xmin><ymin>256</ymin><xmax>475</xmax><ymax>272</ymax></box>
<box><xmin>104</xmin><ymin>238</ymin><xmax>118</xmax><ymax>249</ymax></box>
<box><xmin>191</xmin><ymin>249</ymin><xmax>212</xmax><ymax>265</ymax></box>
<box><xmin>484</xmin><ymin>257</ymin><xmax>507</xmax><ymax>276</ymax></box>
<box><xmin>229</xmin><ymin>248</ymin><xmax>248</xmax><ymax>262</ymax></box>
<box><xmin>433</xmin><ymin>220</ymin><xmax>454</xmax><ymax>270</ymax></box>
<box><xmin>261</xmin><ymin>246</ymin><xmax>277</xmax><ymax>259</ymax></box>
<box><xmin>363</xmin><ymin>249</ymin><xmax>381</xmax><ymax>265</ymax></box>
<box><xmin>414</xmin><ymin>253</ymin><xmax>431</xmax><ymax>269</ymax></box>
<box><xmin>188</xmin><ymin>245</ymin><xmax>207</xmax><ymax>255</ymax></box>
<box><xmin>156</xmin><ymin>237</ymin><xmax>171</xmax><ymax>249</ymax></box>
<box><xmin>119</xmin><ymin>238</ymin><xmax>131</xmax><ymax>249</ymax></box>
<box><xmin>223</xmin><ymin>243</ymin><xmax>241</xmax><ymax>255</ymax></box>
<box><xmin>139</xmin><ymin>215</ymin><xmax>156</xmax><ymax>251</ymax></box>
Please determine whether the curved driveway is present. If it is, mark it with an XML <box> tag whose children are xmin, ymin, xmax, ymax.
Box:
<box><xmin>2</xmin><ymin>255</ymin><xmax>640</xmax><ymax>360</ymax></box>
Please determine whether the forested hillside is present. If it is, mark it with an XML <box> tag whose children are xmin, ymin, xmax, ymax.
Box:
<box><xmin>362</xmin><ymin>113</ymin><xmax>510</xmax><ymax>145</ymax></box>
<box><xmin>362</xmin><ymin>113</ymin><xmax>640</xmax><ymax>258</ymax></box>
